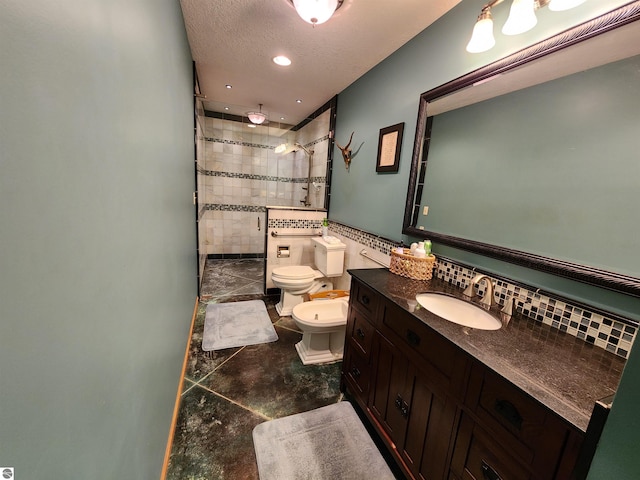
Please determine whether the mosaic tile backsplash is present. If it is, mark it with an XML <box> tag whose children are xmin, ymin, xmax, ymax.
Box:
<box><xmin>329</xmin><ymin>221</ymin><xmax>400</xmax><ymax>256</ymax></box>
<box><xmin>326</xmin><ymin>220</ymin><xmax>636</xmax><ymax>360</ymax></box>
<box><xmin>435</xmin><ymin>258</ymin><xmax>637</xmax><ymax>360</ymax></box>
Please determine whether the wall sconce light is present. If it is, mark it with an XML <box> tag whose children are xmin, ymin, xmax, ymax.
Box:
<box><xmin>289</xmin><ymin>0</ymin><xmax>344</xmax><ymax>27</ymax></box>
<box><xmin>247</xmin><ymin>104</ymin><xmax>267</xmax><ymax>125</ymax></box>
<box><xmin>466</xmin><ymin>0</ymin><xmax>586</xmax><ymax>53</ymax></box>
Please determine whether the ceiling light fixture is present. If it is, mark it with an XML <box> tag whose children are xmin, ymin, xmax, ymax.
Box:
<box><xmin>466</xmin><ymin>0</ymin><xmax>586</xmax><ymax>53</ymax></box>
<box><xmin>273</xmin><ymin>55</ymin><xmax>292</xmax><ymax>66</ymax></box>
<box><xmin>225</xmin><ymin>84</ymin><xmax>232</xmax><ymax>89</ymax></box>
<box><xmin>289</xmin><ymin>0</ymin><xmax>344</xmax><ymax>27</ymax></box>
<box><xmin>247</xmin><ymin>103</ymin><xmax>267</xmax><ymax>125</ymax></box>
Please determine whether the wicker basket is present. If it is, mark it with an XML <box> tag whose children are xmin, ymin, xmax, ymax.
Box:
<box><xmin>389</xmin><ymin>248</ymin><xmax>436</xmax><ymax>281</ymax></box>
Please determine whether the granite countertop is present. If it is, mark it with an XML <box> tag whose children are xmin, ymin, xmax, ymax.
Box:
<box><xmin>348</xmin><ymin>268</ymin><xmax>626</xmax><ymax>433</ymax></box>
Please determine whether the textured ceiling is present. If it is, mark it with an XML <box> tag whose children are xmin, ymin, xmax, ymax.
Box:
<box><xmin>179</xmin><ymin>0</ymin><xmax>461</xmax><ymax>125</ymax></box>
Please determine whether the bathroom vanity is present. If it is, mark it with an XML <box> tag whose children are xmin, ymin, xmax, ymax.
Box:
<box><xmin>341</xmin><ymin>269</ymin><xmax>625</xmax><ymax>480</ymax></box>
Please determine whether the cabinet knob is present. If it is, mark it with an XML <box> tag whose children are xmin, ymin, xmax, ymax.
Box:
<box><xmin>356</xmin><ymin>328</ymin><xmax>366</xmax><ymax>339</ymax></box>
<box><xmin>481</xmin><ymin>460</ymin><xmax>503</xmax><ymax>480</ymax></box>
<box><xmin>406</xmin><ymin>329</ymin><xmax>421</xmax><ymax>346</ymax></box>
<box><xmin>494</xmin><ymin>399</ymin><xmax>523</xmax><ymax>431</ymax></box>
<box><xmin>361</xmin><ymin>295</ymin><xmax>370</xmax><ymax>305</ymax></box>
<box><xmin>351</xmin><ymin>367</ymin><xmax>361</xmax><ymax>378</ymax></box>
<box><xmin>395</xmin><ymin>394</ymin><xmax>403</xmax><ymax>410</ymax></box>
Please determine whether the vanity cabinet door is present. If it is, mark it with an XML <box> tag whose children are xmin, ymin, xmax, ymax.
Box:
<box><xmin>369</xmin><ymin>330</ymin><xmax>458</xmax><ymax>480</ymax></box>
<box><xmin>369</xmin><ymin>331</ymin><xmax>410</xmax><ymax>444</ymax></box>
<box><xmin>401</xmin><ymin>365</ymin><xmax>458</xmax><ymax>480</ymax></box>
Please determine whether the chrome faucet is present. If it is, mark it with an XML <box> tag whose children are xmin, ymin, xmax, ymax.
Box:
<box><xmin>463</xmin><ymin>274</ymin><xmax>495</xmax><ymax>310</ymax></box>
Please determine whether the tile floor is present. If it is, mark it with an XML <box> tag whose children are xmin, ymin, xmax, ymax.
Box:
<box><xmin>166</xmin><ymin>259</ymin><xmax>353</xmax><ymax>479</ymax></box>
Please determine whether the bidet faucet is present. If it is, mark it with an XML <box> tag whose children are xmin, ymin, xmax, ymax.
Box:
<box><xmin>463</xmin><ymin>274</ymin><xmax>495</xmax><ymax>310</ymax></box>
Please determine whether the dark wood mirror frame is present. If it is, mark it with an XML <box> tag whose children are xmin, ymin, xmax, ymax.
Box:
<box><xmin>403</xmin><ymin>1</ymin><xmax>640</xmax><ymax>297</ymax></box>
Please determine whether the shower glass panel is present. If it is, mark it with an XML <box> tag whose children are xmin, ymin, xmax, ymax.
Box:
<box><xmin>197</xmin><ymin>102</ymin><xmax>332</xmax><ymax>258</ymax></box>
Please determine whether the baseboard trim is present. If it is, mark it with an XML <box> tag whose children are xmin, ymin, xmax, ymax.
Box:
<box><xmin>160</xmin><ymin>296</ymin><xmax>199</xmax><ymax>479</ymax></box>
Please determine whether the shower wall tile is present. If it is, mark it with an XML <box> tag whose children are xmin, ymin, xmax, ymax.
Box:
<box><xmin>199</xmin><ymin>110</ymin><xmax>331</xmax><ymax>255</ymax></box>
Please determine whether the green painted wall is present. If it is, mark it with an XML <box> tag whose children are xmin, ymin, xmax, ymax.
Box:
<box><xmin>0</xmin><ymin>1</ymin><xmax>196</xmax><ymax>479</ymax></box>
<box><xmin>331</xmin><ymin>0</ymin><xmax>631</xmax><ymax>240</ymax></box>
<box><xmin>331</xmin><ymin>0</ymin><xmax>640</xmax><ymax>477</ymax></box>
<box><xmin>588</xmin><ymin>341</ymin><xmax>640</xmax><ymax>479</ymax></box>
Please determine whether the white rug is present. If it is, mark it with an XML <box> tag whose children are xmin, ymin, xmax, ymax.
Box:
<box><xmin>253</xmin><ymin>402</ymin><xmax>396</xmax><ymax>480</ymax></box>
<box><xmin>202</xmin><ymin>300</ymin><xmax>278</xmax><ymax>351</ymax></box>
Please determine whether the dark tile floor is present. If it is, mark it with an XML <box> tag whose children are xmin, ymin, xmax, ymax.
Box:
<box><xmin>166</xmin><ymin>259</ymin><xmax>345</xmax><ymax>479</ymax></box>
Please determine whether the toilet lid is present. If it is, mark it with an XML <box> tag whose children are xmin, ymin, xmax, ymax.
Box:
<box><xmin>272</xmin><ymin>265</ymin><xmax>316</xmax><ymax>280</ymax></box>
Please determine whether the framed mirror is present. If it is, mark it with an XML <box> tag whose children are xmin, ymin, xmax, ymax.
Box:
<box><xmin>403</xmin><ymin>1</ymin><xmax>640</xmax><ymax>297</ymax></box>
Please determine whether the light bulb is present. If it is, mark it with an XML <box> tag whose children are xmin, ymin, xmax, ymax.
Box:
<box><xmin>292</xmin><ymin>0</ymin><xmax>339</xmax><ymax>25</ymax></box>
<box><xmin>466</xmin><ymin>11</ymin><xmax>496</xmax><ymax>53</ymax></box>
<box><xmin>502</xmin><ymin>0</ymin><xmax>537</xmax><ymax>36</ymax></box>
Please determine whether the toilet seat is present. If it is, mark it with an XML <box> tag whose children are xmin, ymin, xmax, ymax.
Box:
<box><xmin>272</xmin><ymin>266</ymin><xmax>323</xmax><ymax>289</ymax></box>
<box><xmin>272</xmin><ymin>265</ymin><xmax>317</xmax><ymax>280</ymax></box>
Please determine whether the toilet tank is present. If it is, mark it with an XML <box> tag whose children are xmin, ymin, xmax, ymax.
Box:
<box><xmin>312</xmin><ymin>236</ymin><xmax>346</xmax><ymax>277</ymax></box>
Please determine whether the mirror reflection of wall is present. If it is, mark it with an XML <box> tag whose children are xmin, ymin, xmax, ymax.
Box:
<box><xmin>404</xmin><ymin>7</ymin><xmax>640</xmax><ymax>297</ymax></box>
<box><xmin>416</xmin><ymin>53</ymin><xmax>640</xmax><ymax>278</ymax></box>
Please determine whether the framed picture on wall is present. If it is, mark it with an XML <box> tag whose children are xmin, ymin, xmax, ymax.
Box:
<box><xmin>376</xmin><ymin>122</ymin><xmax>404</xmax><ymax>173</ymax></box>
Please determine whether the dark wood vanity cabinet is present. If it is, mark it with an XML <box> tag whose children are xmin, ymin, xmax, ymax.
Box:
<box><xmin>341</xmin><ymin>276</ymin><xmax>584</xmax><ymax>480</ymax></box>
<box><xmin>370</xmin><ymin>330</ymin><xmax>459</xmax><ymax>480</ymax></box>
<box><xmin>450</xmin><ymin>363</ymin><xmax>583</xmax><ymax>480</ymax></box>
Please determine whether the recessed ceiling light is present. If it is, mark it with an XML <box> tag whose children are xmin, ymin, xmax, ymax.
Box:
<box><xmin>273</xmin><ymin>55</ymin><xmax>292</xmax><ymax>66</ymax></box>
<box><xmin>224</xmin><ymin>107</ymin><xmax>230</xmax><ymax>110</ymax></box>
<box><xmin>296</xmin><ymin>99</ymin><xmax>302</xmax><ymax>103</ymax></box>
<box><xmin>225</xmin><ymin>84</ymin><xmax>232</xmax><ymax>89</ymax></box>
<box><xmin>247</xmin><ymin>124</ymin><xmax>257</xmax><ymax>128</ymax></box>
<box><xmin>280</xmin><ymin>116</ymin><xmax>285</xmax><ymax>120</ymax></box>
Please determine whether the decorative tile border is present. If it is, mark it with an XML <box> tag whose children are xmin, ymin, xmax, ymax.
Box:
<box><xmin>199</xmin><ymin>169</ymin><xmax>326</xmax><ymax>185</ymax></box>
<box><xmin>329</xmin><ymin>222</ymin><xmax>401</xmax><ymax>256</ymax></box>
<box><xmin>203</xmin><ymin>134</ymin><xmax>328</xmax><ymax>151</ymax></box>
<box><xmin>268</xmin><ymin>218</ymin><xmax>324</xmax><ymax>230</ymax></box>
<box><xmin>303</xmin><ymin>135</ymin><xmax>330</xmax><ymax>148</ymax></box>
<box><xmin>435</xmin><ymin>258</ymin><xmax>637</xmax><ymax>359</ymax></box>
<box><xmin>204</xmin><ymin>137</ymin><xmax>272</xmax><ymax>149</ymax></box>
<box><xmin>204</xmin><ymin>204</ymin><xmax>266</xmax><ymax>213</ymax></box>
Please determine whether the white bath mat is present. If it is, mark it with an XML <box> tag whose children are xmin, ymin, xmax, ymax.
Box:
<box><xmin>202</xmin><ymin>300</ymin><xmax>278</xmax><ymax>351</ymax></box>
<box><xmin>252</xmin><ymin>402</ymin><xmax>395</xmax><ymax>480</ymax></box>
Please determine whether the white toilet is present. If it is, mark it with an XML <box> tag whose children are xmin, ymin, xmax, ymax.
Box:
<box><xmin>271</xmin><ymin>236</ymin><xmax>346</xmax><ymax>316</ymax></box>
<box><xmin>292</xmin><ymin>296</ymin><xmax>349</xmax><ymax>365</ymax></box>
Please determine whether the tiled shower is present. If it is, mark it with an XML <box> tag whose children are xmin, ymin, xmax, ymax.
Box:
<box><xmin>197</xmin><ymin>105</ymin><xmax>333</xmax><ymax>260</ymax></box>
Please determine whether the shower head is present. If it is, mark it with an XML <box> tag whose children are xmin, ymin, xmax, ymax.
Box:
<box><xmin>294</xmin><ymin>142</ymin><xmax>313</xmax><ymax>156</ymax></box>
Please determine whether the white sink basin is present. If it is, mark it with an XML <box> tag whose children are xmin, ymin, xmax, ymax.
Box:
<box><xmin>415</xmin><ymin>293</ymin><xmax>502</xmax><ymax>330</ymax></box>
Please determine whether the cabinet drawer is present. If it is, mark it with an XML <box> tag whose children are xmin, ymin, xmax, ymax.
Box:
<box><xmin>348</xmin><ymin>308</ymin><xmax>375</xmax><ymax>358</ymax></box>
<box><xmin>381</xmin><ymin>300</ymin><xmax>458</xmax><ymax>385</ymax></box>
<box><xmin>452</xmin><ymin>415</ymin><xmax>532</xmax><ymax>480</ymax></box>
<box><xmin>468</xmin><ymin>365</ymin><xmax>568</xmax><ymax>473</ymax></box>
<box><xmin>351</xmin><ymin>281</ymin><xmax>379</xmax><ymax>317</ymax></box>
<box><xmin>343</xmin><ymin>348</ymin><xmax>370</xmax><ymax>402</ymax></box>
